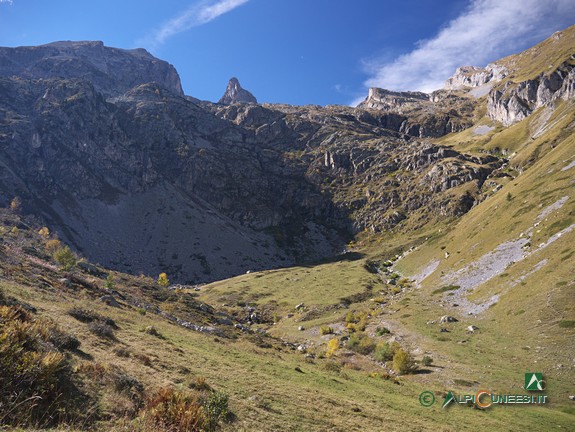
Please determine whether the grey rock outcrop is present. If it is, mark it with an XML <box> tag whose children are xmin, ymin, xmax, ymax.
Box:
<box><xmin>0</xmin><ymin>41</ymin><xmax>183</xmax><ymax>97</ymax></box>
<box><xmin>487</xmin><ymin>60</ymin><xmax>575</xmax><ymax>125</ymax></box>
<box><xmin>218</xmin><ymin>77</ymin><xmax>257</xmax><ymax>104</ymax></box>
<box><xmin>357</xmin><ymin>88</ymin><xmax>429</xmax><ymax>112</ymax></box>
<box><xmin>356</xmin><ymin>87</ymin><xmax>476</xmax><ymax>138</ymax></box>
<box><xmin>445</xmin><ymin>64</ymin><xmax>508</xmax><ymax>90</ymax></box>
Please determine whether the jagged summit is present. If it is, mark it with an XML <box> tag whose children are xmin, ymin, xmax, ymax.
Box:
<box><xmin>218</xmin><ymin>77</ymin><xmax>257</xmax><ymax>104</ymax></box>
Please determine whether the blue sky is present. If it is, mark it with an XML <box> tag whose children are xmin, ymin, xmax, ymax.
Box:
<box><xmin>1</xmin><ymin>0</ymin><xmax>574</xmax><ymax>105</ymax></box>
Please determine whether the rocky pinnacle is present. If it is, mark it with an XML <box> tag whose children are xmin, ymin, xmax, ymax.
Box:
<box><xmin>218</xmin><ymin>77</ymin><xmax>257</xmax><ymax>104</ymax></box>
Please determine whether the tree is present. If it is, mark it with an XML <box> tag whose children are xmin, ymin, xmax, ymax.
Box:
<box><xmin>38</xmin><ymin>227</ymin><xmax>50</xmax><ymax>238</ymax></box>
<box><xmin>104</xmin><ymin>274</ymin><xmax>115</xmax><ymax>290</ymax></box>
<box><xmin>392</xmin><ymin>348</ymin><xmax>416</xmax><ymax>375</ymax></box>
<box><xmin>10</xmin><ymin>196</ymin><xmax>21</xmax><ymax>212</ymax></box>
<box><xmin>53</xmin><ymin>246</ymin><xmax>77</xmax><ymax>271</ymax></box>
<box><xmin>326</xmin><ymin>338</ymin><xmax>339</xmax><ymax>358</ymax></box>
<box><xmin>45</xmin><ymin>239</ymin><xmax>62</xmax><ymax>254</ymax></box>
<box><xmin>157</xmin><ymin>272</ymin><xmax>169</xmax><ymax>287</ymax></box>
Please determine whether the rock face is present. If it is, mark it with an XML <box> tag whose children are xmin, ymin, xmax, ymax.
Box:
<box><xmin>357</xmin><ymin>88</ymin><xmax>429</xmax><ymax>112</ymax></box>
<box><xmin>487</xmin><ymin>60</ymin><xmax>575</xmax><ymax>125</ymax></box>
<box><xmin>0</xmin><ymin>41</ymin><xmax>183</xmax><ymax>97</ymax></box>
<box><xmin>356</xmin><ymin>87</ymin><xmax>476</xmax><ymax>138</ymax></box>
<box><xmin>444</xmin><ymin>64</ymin><xmax>508</xmax><ymax>90</ymax></box>
<box><xmin>218</xmin><ymin>77</ymin><xmax>257</xmax><ymax>104</ymax></box>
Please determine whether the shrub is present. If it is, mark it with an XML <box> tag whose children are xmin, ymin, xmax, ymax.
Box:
<box><xmin>10</xmin><ymin>196</ymin><xmax>21</xmax><ymax>212</ymax></box>
<box><xmin>38</xmin><ymin>226</ymin><xmax>50</xmax><ymax>237</ymax></box>
<box><xmin>392</xmin><ymin>348</ymin><xmax>417</xmax><ymax>375</ymax></box>
<box><xmin>49</xmin><ymin>328</ymin><xmax>81</xmax><ymax>351</ymax></box>
<box><xmin>68</xmin><ymin>308</ymin><xmax>117</xmax><ymax>328</ymax></box>
<box><xmin>45</xmin><ymin>238</ymin><xmax>62</xmax><ymax>254</ymax></box>
<box><xmin>0</xmin><ymin>305</ymin><xmax>86</xmax><ymax>427</ymax></box>
<box><xmin>145</xmin><ymin>326</ymin><xmax>163</xmax><ymax>338</ymax></box>
<box><xmin>157</xmin><ymin>272</ymin><xmax>169</xmax><ymax>287</ymax></box>
<box><xmin>53</xmin><ymin>245</ymin><xmax>77</xmax><ymax>270</ymax></box>
<box><xmin>432</xmin><ymin>285</ymin><xmax>460</xmax><ymax>295</ymax></box>
<box><xmin>134</xmin><ymin>353</ymin><xmax>153</xmax><ymax>367</ymax></box>
<box><xmin>373</xmin><ymin>341</ymin><xmax>400</xmax><ymax>362</ymax></box>
<box><xmin>142</xmin><ymin>387</ymin><xmax>207</xmax><ymax>432</ymax></box>
<box><xmin>104</xmin><ymin>274</ymin><xmax>115</xmax><ymax>289</ymax></box>
<box><xmin>323</xmin><ymin>360</ymin><xmax>342</xmax><ymax>372</ymax></box>
<box><xmin>320</xmin><ymin>325</ymin><xmax>334</xmax><ymax>335</ymax></box>
<box><xmin>189</xmin><ymin>376</ymin><xmax>211</xmax><ymax>391</ymax></box>
<box><xmin>421</xmin><ymin>355</ymin><xmax>433</xmax><ymax>366</ymax></box>
<box><xmin>204</xmin><ymin>391</ymin><xmax>229</xmax><ymax>429</ymax></box>
<box><xmin>345</xmin><ymin>311</ymin><xmax>367</xmax><ymax>332</ymax></box>
<box><xmin>68</xmin><ymin>307</ymin><xmax>99</xmax><ymax>323</ymax></box>
<box><xmin>347</xmin><ymin>332</ymin><xmax>375</xmax><ymax>355</ymax></box>
<box><xmin>375</xmin><ymin>326</ymin><xmax>390</xmax><ymax>336</ymax></box>
<box><xmin>88</xmin><ymin>322</ymin><xmax>115</xmax><ymax>339</ymax></box>
<box><xmin>326</xmin><ymin>338</ymin><xmax>339</xmax><ymax>357</ymax></box>
<box><xmin>114</xmin><ymin>347</ymin><xmax>131</xmax><ymax>358</ymax></box>
<box><xmin>558</xmin><ymin>320</ymin><xmax>575</xmax><ymax>328</ymax></box>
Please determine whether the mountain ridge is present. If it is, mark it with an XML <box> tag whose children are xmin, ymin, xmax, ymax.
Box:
<box><xmin>0</xmin><ymin>27</ymin><xmax>573</xmax><ymax>284</ymax></box>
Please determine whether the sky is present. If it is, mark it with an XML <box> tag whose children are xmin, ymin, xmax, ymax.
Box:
<box><xmin>1</xmin><ymin>0</ymin><xmax>574</xmax><ymax>106</ymax></box>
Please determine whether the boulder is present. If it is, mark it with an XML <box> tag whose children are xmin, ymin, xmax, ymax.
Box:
<box><xmin>59</xmin><ymin>278</ymin><xmax>72</xmax><ymax>288</ymax></box>
<box><xmin>99</xmin><ymin>295</ymin><xmax>120</xmax><ymax>307</ymax></box>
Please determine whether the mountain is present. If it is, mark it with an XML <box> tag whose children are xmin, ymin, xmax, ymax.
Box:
<box><xmin>0</xmin><ymin>42</ymin><xmax>503</xmax><ymax>283</ymax></box>
<box><xmin>218</xmin><ymin>77</ymin><xmax>257</xmax><ymax>104</ymax></box>
<box><xmin>0</xmin><ymin>25</ymin><xmax>573</xmax><ymax>432</ymax></box>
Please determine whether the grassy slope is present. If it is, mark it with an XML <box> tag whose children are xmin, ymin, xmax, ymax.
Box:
<box><xmin>495</xmin><ymin>24</ymin><xmax>575</xmax><ymax>83</ymax></box>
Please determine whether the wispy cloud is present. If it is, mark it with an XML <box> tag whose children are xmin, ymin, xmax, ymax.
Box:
<box><xmin>147</xmin><ymin>0</ymin><xmax>249</xmax><ymax>49</ymax></box>
<box><xmin>0</xmin><ymin>0</ymin><xmax>14</xmax><ymax>4</ymax></box>
<box><xmin>358</xmin><ymin>0</ymin><xmax>575</xmax><ymax>99</ymax></box>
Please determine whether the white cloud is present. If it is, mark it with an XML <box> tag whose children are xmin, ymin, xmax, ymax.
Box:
<box><xmin>360</xmin><ymin>0</ymin><xmax>575</xmax><ymax>96</ymax></box>
<box><xmin>0</xmin><ymin>0</ymin><xmax>14</xmax><ymax>4</ymax></box>
<box><xmin>148</xmin><ymin>0</ymin><xmax>249</xmax><ymax>49</ymax></box>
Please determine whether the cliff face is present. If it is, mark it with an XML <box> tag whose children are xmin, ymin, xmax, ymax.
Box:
<box><xmin>356</xmin><ymin>87</ymin><xmax>476</xmax><ymax>138</ymax></box>
<box><xmin>0</xmin><ymin>41</ymin><xmax>183</xmax><ymax>97</ymax></box>
<box><xmin>486</xmin><ymin>60</ymin><xmax>575</xmax><ymax>125</ymax></box>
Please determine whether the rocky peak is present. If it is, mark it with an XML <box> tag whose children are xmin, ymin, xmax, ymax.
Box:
<box><xmin>218</xmin><ymin>77</ymin><xmax>257</xmax><ymax>104</ymax></box>
<box><xmin>0</xmin><ymin>41</ymin><xmax>183</xmax><ymax>97</ymax></box>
